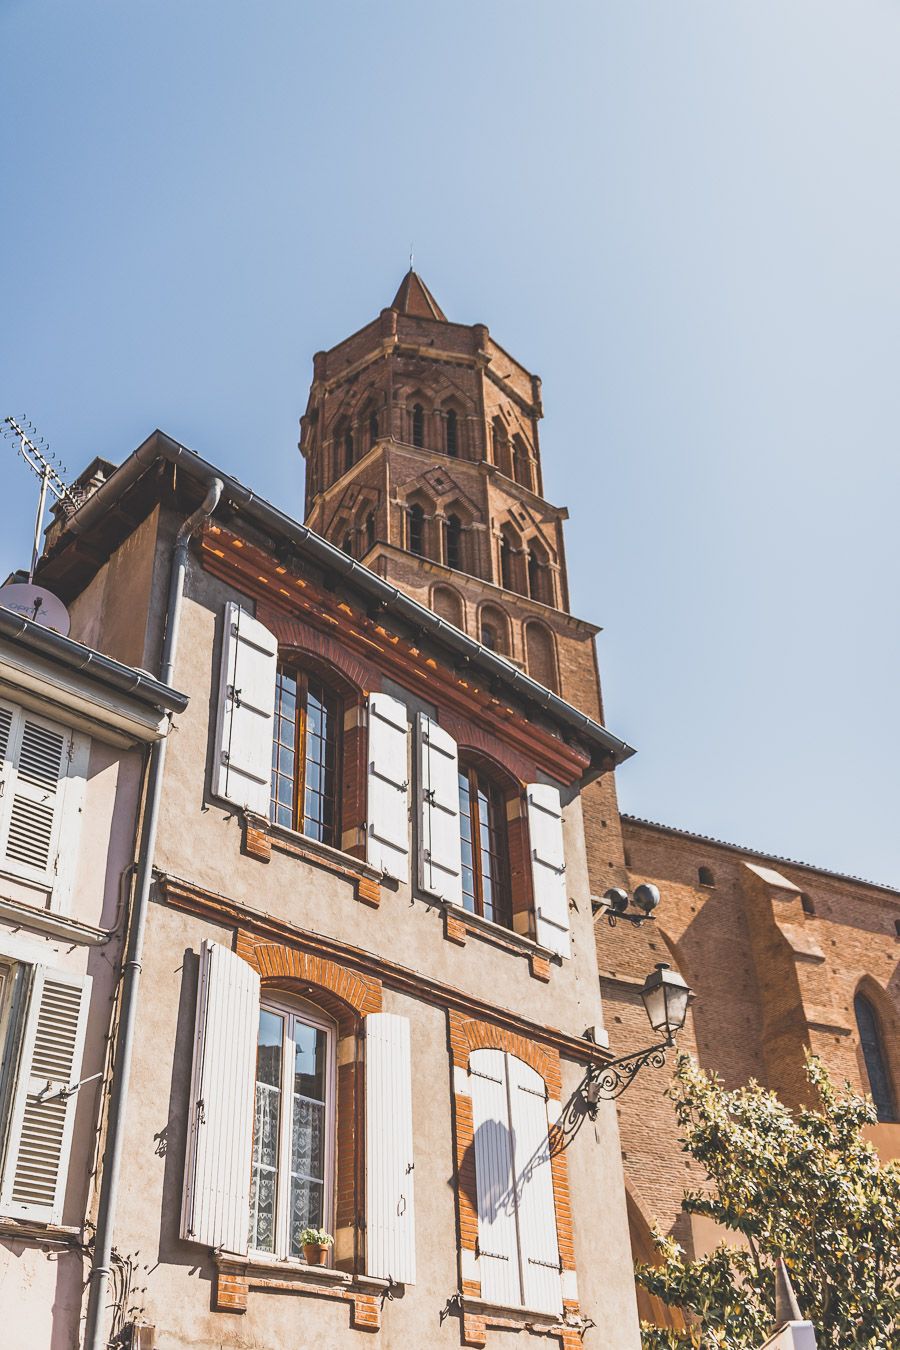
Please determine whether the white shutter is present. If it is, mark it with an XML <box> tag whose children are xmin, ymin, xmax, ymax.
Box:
<box><xmin>527</xmin><ymin>784</ymin><xmax>570</xmax><ymax>957</ymax></box>
<box><xmin>214</xmin><ymin>602</ymin><xmax>278</xmax><ymax>815</ymax></box>
<box><xmin>365</xmin><ymin>1013</ymin><xmax>416</xmax><ymax>1284</ymax></box>
<box><xmin>181</xmin><ymin>940</ymin><xmax>260</xmax><ymax>1252</ymax></box>
<box><xmin>0</xmin><ymin>965</ymin><xmax>91</xmax><ymax>1224</ymax></box>
<box><xmin>508</xmin><ymin>1057</ymin><xmax>562</xmax><ymax>1315</ymax></box>
<box><xmin>416</xmin><ymin>714</ymin><xmax>463</xmax><ymax>905</ymax></box>
<box><xmin>366</xmin><ymin>693</ymin><xmax>410</xmax><ymax>881</ymax></box>
<box><xmin>0</xmin><ymin>704</ymin><xmax>74</xmax><ymax>894</ymax></box>
<box><xmin>469</xmin><ymin>1049</ymin><xmax>521</xmax><ymax>1308</ymax></box>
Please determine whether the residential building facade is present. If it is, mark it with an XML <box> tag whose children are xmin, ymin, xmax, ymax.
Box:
<box><xmin>0</xmin><ymin>605</ymin><xmax>186</xmax><ymax>1350</ymax></box>
<box><xmin>31</xmin><ymin>434</ymin><xmax>645</xmax><ymax>1349</ymax></box>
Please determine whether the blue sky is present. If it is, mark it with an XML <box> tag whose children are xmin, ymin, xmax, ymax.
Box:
<box><xmin>2</xmin><ymin>2</ymin><xmax>898</xmax><ymax>885</ymax></box>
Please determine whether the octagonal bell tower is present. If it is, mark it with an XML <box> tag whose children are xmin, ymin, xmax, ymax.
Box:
<box><xmin>299</xmin><ymin>271</ymin><xmax>626</xmax><ymax>892</ymax></box>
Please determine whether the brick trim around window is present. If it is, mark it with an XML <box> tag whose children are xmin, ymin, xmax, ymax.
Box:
<box><xmin>236</xmin><ymin>931</ymin><xmax>383</xmax><ymax>1275</ymax></box>
<box><xmin>447</xmin><ymin>1011</ymin><xmax>580</xmax><ymax>1348</ymax></box>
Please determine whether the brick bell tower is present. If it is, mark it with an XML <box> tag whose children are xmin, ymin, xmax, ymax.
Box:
<box><xmin>299</xmin><ymin>270</ymin><xmax>626</xmax><ymax>893</ymax></box>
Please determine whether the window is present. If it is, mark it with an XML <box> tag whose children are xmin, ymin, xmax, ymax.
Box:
<box><xmin>468</xmin><ymin>1048</ymin><xmax>562</xmax><ymax>1314</ymax></box>
<box><xmin>270</xmin><ymin>666</ymin><xmax>341</xmax><ymax>846</ymax></box>
<box><xmin>432</xmin><ymin>585</ymin><xmax>464</xmax><ymax>629</ymax></box>
<box><xmin>480</xmin><ymin>605</ymin><xmax>509</xmax><ymax>656</ymax></box>
<box><xmin>698</xmin><ymin>866</ymin><xmax>715</xmax><ymax>887</ymax></box>
<box><xmin>341</xmin><ymin>531</ymin><xmax>353</xmax><ymax>557</ymax></box>
<box><xmin>0</xmin><ymin>699</ymin><xmax>85</xmax><ymax>908</ymax></box>
<box><xmin>800</xmin><ymin>892</ymin><xmax>815</xmax><ymax>915</ymax></box>
<box><xmin>364</xmin><ymin>511</ymin><xmax>376</xmax><ymax>552</ymax></box>
<box><xmin>512</xmin><ymin>435</ymin><xmax>533</xmax><ymax>491</ymax></box>
<box><xmin>249</xmin><ymin>996</ymin><xmax>335</xmax><ymax>1258</ymax></box>
<box><xmin>343</xmin><ymin>430</ymin><xmax>354</xmax><ymax>474</ymax></box>
<box><xmin>446</xmin><ymin>409</ymin><xmax>458</xmax><ymax>457</ymax></box>
<box><xmin>369</xmin><ymin>411</ymin><xmax>379</xmax><ymax>448</ymax></box>
<box><xmin>500</xmin><ymin>534</ymin><xmax>514</xmax><ymax>590</ymax></box>
<box><xmin>445</xmin><ymin>513</ymin><xmax>462</xmax><ymax>570</ymax></box>
<box><xmin>412</xmin><ymin>404</ymin><xmax>424</xmax><ymax>448</ymax></box>
<box><xmin>0</xmin><ymin>955</ymin><xmax>91</xmax><ymax>1224</ymax></box>
<box><xmin>854</xmin><ymin>993</ymin><xmax>896</xmax><ymax>1122</ymax></box>
<box><xmin>408</xmin><ymin>503</ymin><xmax>425</xmax><ymax>557</ymax></box>
<box><xmin>525</xmin><ymin>621</ymin><xmax>558</xmax><ymax>693</ymax></box>
<box><xmin>481</xmin><ymin>623</ymin><xmax>497</xmax><ymax>652</ymax></box>
<box><xmin>458</xmin><ymin>764</ymin><xmax>512</xmax><ymax>930</ymax></box>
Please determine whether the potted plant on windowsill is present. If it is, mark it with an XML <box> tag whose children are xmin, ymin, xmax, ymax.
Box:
<box><xmin>300</xmin><ymin>1227</ymin><xmax>334</xmax><ymax>1267</ymax></box>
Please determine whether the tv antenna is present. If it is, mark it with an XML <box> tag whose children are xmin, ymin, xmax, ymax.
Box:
<box><xmin>2</xmin><ymin>416</ymin><xmax>78</xmax><ymax>581</ymax></box>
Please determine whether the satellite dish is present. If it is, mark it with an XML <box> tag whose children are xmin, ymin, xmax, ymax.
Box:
<box><xmin>0</xmin><ymin>583</ymin><xmax>70</xmax><ymax>637</ymax></box>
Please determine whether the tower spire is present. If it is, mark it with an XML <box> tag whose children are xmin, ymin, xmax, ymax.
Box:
<box><xmin>390</xmin><ymin>270</ymin><xmax>447</xmax><ymax>321</ymax></box>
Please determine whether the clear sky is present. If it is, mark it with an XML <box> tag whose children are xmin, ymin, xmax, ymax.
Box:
<box><xmin>2</xmin><ymin>2</ymin><xmax>898</xmax><ymax>886</ymax></box>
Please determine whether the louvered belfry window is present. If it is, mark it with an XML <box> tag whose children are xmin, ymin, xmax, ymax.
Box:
<box><xmin>0</xmin><ymin>700</ymin><xmax>82</xmax><ymax>902</ymax></box>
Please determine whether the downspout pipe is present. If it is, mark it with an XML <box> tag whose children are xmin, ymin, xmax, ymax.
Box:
<box><xmin>83</xmin><ymin>479</ymin><xmax>223</xmax><ymax>1350</ymax></box>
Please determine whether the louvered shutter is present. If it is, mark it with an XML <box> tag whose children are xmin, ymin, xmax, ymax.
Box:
<box><xmin>0</xmin><ymin>965</ymin><xmax>91</xmax><ymax>1224</ymax></box>
<box><xmin>507</xmin><ymin>1057</ymin><xmax>562</xmax><ymax>1314</ymax></box>
<box><xmin>0</xmin><ymin>706</ymin><xmax>71</xmax><ymax>890</ymax></box>
<box><xmin>469</xmin><ymin>1049</ymin><xmax>521</xmax><ymax>1307</ymax></box>
<box><xmin>181</xmin><ymin>940</ymin><xmax>259</xmax><ymax>1252</ymax></box>
<box><xmin>365</xmin><ymin>1013</ymin><xmax>416</xmax><ymax>1283</ymax></box>
<box><xmin>214</xmin><ymin>602</ymin><xmax>278</xmax><ymax>816</ymax></box>
<box><xmin>527</xmin><ymin>784</ymin><xmax>570</xmax><ymax>957</ymax></box>
<box><xmin>366</xmin><ymin>693</ymin><xmax>410</xmax><ymax>881</ymax></box>
<box><xmin>416</xmin><ymin>714</ymin><xmax>462</xmax><ymax>905</ymax></box>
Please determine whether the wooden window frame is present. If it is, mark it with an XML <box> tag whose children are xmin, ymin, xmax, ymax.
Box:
<box><xmin>249</xmin><ymin>992</ymin><xmax>337</xmax><ymax>1264</ymax></box>
<box><xmin>458</xmin><ymin>763</ymin><xmax>513</xmax><ymax>931</ymax></box>
<box><xmin>271</xmin><ymin>665</ymin><xmax>343</xmax><ymax>849</ymax></box>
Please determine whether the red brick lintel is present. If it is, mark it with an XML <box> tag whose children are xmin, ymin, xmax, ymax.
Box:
<box><xmin>157</xmin><ymin>872</ymin><xmax>612</xmax><ymax>1069</ymax></box>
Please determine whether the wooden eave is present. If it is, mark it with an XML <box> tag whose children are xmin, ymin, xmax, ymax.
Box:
<box><xmin>199</xmin><ymin>524</ymin><xmax>591</xmax><ymax>785</ymax></box>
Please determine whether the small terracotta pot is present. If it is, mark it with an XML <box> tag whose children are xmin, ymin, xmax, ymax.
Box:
<box><xmin>303</xmin><ymin>1243</ymin><xmax>328</xmax><ymax>1266</ymax></box>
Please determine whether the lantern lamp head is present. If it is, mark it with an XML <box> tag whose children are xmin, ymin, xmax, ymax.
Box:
<box><xmin>633</xmin><ymin>883</ymin><xmax>660</xmax><ymax>915</ymax></box>
<box><xmin>640</xmin><ymin>963</ymin><xmax>691</xmax><ymax>1042</ymax></box>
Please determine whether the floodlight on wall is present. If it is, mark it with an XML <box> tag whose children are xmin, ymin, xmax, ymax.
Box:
<box><xmin>592</xmin><ymin>883</ymin><xmax>660</xmax><ymax>928</ymax></box>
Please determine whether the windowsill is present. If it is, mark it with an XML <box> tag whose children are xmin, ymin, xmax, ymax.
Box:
<box><xmin>441</xmin><ymin>898</ymin><xmax>559</xmax><ymax>963</ymax></box>
<box><xmin>266</xmin><ymin>818</ymin><xmax>382</xmax><ymax>881</ymax></box>
<box><xmin>0</xmin><ymin>891</ymin><xmax>109</xmax><ymax>946</ymax></box>
<box><xmin>0</xmin><ymin>1216</ymin><xmax>82</xmax><ymax>1244</ymax></box>
<box><xmin>216</xmin><ymin>1248</ymin><xmax>392</xmax><ymax>1290</ymax></box>
<box><xmin>461</xmin><ymin>1292</ymin><xmax>562</xmax><ymax>1326</ymax></box>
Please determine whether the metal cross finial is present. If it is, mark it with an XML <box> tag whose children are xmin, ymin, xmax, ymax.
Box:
<box><xmin>409</xmin><ymin>244</ymin><xmax>414</xmax><ymax>272</ymax></box>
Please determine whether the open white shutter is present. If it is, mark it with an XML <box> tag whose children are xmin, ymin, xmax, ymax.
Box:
<box><xmin>365</xmin><ymin>1013</ymin><xmax>416</xmax><ymax>1284</ymax></box>
<box><xmin>0</xmin><ymin>704</ymin><xmax>74</xmax><ymax>895</ymax></box>
<box><xmin>366</xmin><ymin>693</ymin><xmax>410</xmax><ymax>881</ymax></box>
<box><xmin>527</xmin><ymin>784</ymin><xmax>570</xmax><ymax>957</ymax></box>
<box><xmin>416</xmin><ymin>714</ymin><xmax>462</xmax><ymax>905</ymax></box>
<box><xmin>214</xmin><ymin>602</ymin><xmax>278</xmax><ymax>816</ymax></box>
<box><xmin>0</xmin><ymin>965</ymin><xmax>91</xmax><ymax>1224</ymax></box>
<box><xmin>469</xmin><ymin>1049</ymin><xmax>521</xmax><ymax>1308</ymax></box>
<box><xmin>181</xmin><ymin>940</ymin><xmax>259</xmax><ymax>1252</ymax></box>
<box><xmin>508</xmin><ymin>1057</ymin><xmax>562</xmax><ymax>1315</ymax></box>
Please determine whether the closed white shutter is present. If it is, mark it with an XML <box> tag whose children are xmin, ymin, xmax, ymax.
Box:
<box><xmin>365</xmin><ymin>1013</ymin><xmax>416</xmax><ymax>1284</ymax></box>
<box><xmin>416</xmin><ymin>713</ymin><xmax>463</xmax><ymax>905</ymax></box>
<box><xmin>366</xmin><ymin>693</ymin><xmax>410</xmax><ymax>881</ymax></box>
<box><xmin>0</xmin><ymin>965</ymin><xmax>91</xmax><ymax>1224</ymax></box>
<box><xmin>469</xmin><ymin>1049</ymin><xmax>521</xmax><ymax>1308</ymax></box>
<box><xmin>214</xmin><ymin>602</ymin><xmax>278</xmax><ymax>816</ymax></box>
<box><xmin>181</xmin><ymin>940</ymin><xmax>260</xmax><ymax>1252</ymax></box>
<box><xmin>527</xmin><ymin>784</ymin><xmax>570</xmax><ymax>957</ymax></box>
<box><xmin>0</xmin><ymin>703</ymin><xmax>77</xmax><ymax>896</ymax></box>
<box><xmin>507</xmin><ymin>1057</ymin><xmax>562</xmax><ymax>1315</ymax></box>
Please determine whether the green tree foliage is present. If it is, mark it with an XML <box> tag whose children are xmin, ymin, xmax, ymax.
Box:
<box><xmin>636</xmin><ymin>1054</ymin><xmax>900</xmax><ymax>1349</ymax></box>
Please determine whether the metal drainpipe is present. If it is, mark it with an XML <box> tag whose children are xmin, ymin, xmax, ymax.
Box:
<box><xmin>83</xmin><ymin>479</ymin><xmax>223</xmax><ymax>1350</ymax></box>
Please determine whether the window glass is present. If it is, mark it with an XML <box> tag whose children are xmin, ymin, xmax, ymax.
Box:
<box><xmin>855</xmin><ymin>994</ymin><xmax>896</xmax><ymax>1122</ymax></box>
<box><xmin>250</xmin><ymin>1004</ymin><xmax>334</xmax><ymax>1259</ymax></box>
<box><xmin>457</xmin><ymin>766</ymin><xmax>512</xmax><ymax>929</ymax></box>
<box><xmin>270</xmin><ymin>668</ymin><xmax>341</xmax><ymax>846</ymax></box>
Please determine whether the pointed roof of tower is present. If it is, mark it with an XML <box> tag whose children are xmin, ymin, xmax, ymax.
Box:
<box><xmin>391</xmin><ymin>270</ymin><xmax>447</xmax><ymax>321</ymax></box>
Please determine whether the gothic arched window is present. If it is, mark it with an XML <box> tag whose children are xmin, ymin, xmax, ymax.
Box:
<box><xmin>513</xmin><ymin>435</ymin><xmax>533</xmax><ymax>491</ymax></box>
<box><xmin>525</xmin><ymin>621</ymin><xmax>558</xmax><ymax>694</ymax></box>
<box><xmin>500</xmin><ymin>534</ymin><xmax>514</xmax><ymax>591</ymax></box>
<box><xmin>341</xmin><ymin>531</ymin><xmax>353</xmax><ymax>557</ymax></box>
<box><xmin>855</xmin><ymin>993</ymin><xmax>897</xmax><ymax>1122</ymax></box>
<box><xmin>432</xmin><ymin>585</ymin><xmax>464</xmax><ymax>629</ymax></box>
<box><xmin>364</xmin><ymin>511</ymin><xmax>376</xmax><ymax>552</ymax></box>
<box><xmin>344</xmin><ymin>430</ymin><xmax>354</xmax><ymax>473</ymax></box>
<box><xmin>446</xmin><ymin>409</ymin><xmax>458</xmax><ymax>457</ymax></box>
<box><xmin>412</xmin><ymin>404</ymin><xmax>425</xmax><ymax>448</ymax></box>
<box><xmin>408</xmin><ymin>503</ymin><xmax>425</xmax><ymax>556</ymax></box>
<box><xmin>369</xmin><ymin>410</ymin><xmax>379</xmax><ymax>448</ymax></box>
<box><xmin>480</xmin><ymin>604</ymin><xmax>509</xmax><ymax>656</ymax></box>
<box><xmin>445</xmin><ymin>513</ymin><xmax>462</xmax><ymax>570</ymax></box>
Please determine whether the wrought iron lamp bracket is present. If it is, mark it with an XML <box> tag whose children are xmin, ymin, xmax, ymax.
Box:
<box><xmin>582</xmin><ymin>1036</ymin><xmax>674</xmax><ymax>1111</ymax></box>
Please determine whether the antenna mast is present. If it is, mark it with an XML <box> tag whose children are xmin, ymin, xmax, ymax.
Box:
<box><xmin>2</xmin><ymin>416</ymin><xmax>77</xmax><ymax>581</ymax></box>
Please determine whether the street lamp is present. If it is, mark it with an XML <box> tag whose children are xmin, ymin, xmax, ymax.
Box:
<box><xmin>581</xmin><ymin>963</ymin><xmax>692</xmax><ymax>1109</ymax></box>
